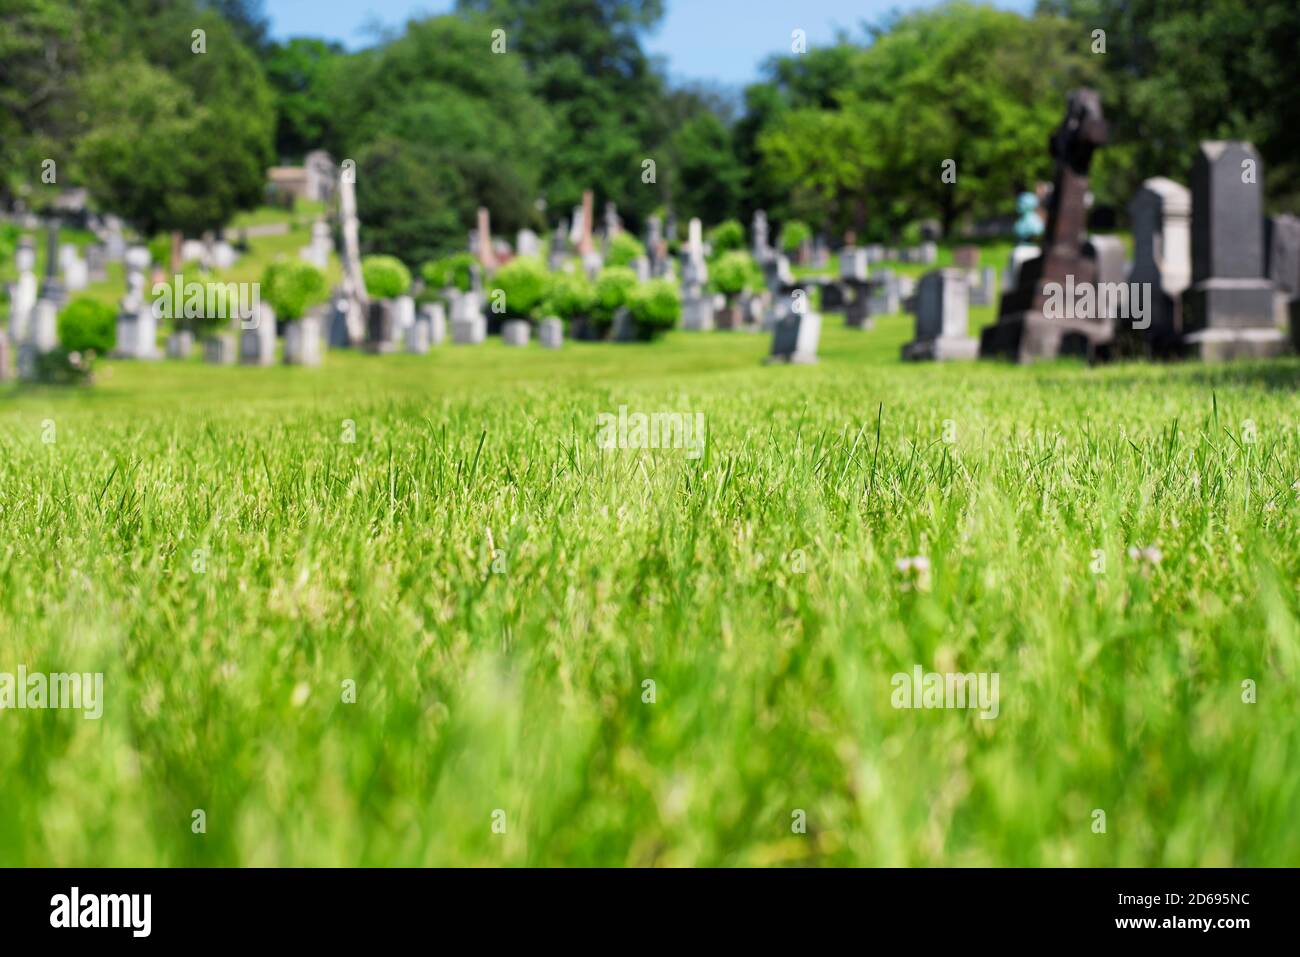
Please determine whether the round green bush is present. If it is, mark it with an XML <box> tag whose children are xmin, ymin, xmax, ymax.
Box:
<box><xmin>781</xmin><ymin>220</ymin><xmax>811</xmax><ymax>253</ymax></box>
<box><xmin>421</xmin><ymin>253</ymin><xmax>474</xmax><ymax>293</ymax></box>
<box><xmin>627</xmin><ymin>279</ymin><xmax>680</xmax><ymax>336</ymax></box>
<box><xmin>489</xmin><ymin>256</ymin><xmax>551</xmax><ymax>318</ymax></box>
<box><xmin>708</xmin><ymin>220</ymin><xmax>745</xmax><ymax>257</ymax></box>
<box><xmin>543</xmin><ymin>270</ymin><xmax>595</xmax><ymax>321</ymax></box>
<box><xmin>605</xmin><ymin>232</ymin><xmax>646</xmax><ymax>268</ymax></box>
<box><xmin>361</xmin><ymin>255</ymin><xmax>412</xmax><ymax>299</ymax></box>
<box><xmin>58</xmin><ymin>297</ymin><xmax>117</xmax><ymax>354</ymax></box>
<box><xmin>593</xmin><ymin>266</ymin><xmax>639</xmax><ymax>323</ymax></box>
<box><xmin>262</xmin><ymin>260</ymin><xmax>328</xmax><ymax>322</ymax></box>
<box><xmin>710</xmin><ymin>250</ymin><xmax>759</xmax><ymax>298</ymax></box>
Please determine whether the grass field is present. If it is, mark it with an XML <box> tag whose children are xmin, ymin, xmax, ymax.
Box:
<box><xmin>1</xmin><ymin>301</ymin><xmax>1299</xmax><ymax>866</ymax></box>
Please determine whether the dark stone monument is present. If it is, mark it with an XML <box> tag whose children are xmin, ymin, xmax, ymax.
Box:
<box><xmin>1181</xmin><ymin>142</ymin><xmax>1286</xmax><ymax>360</ymax></box>
<box><xmin>1271</xmin><ymin>215</ymin><xmax>1300</xmax><ymax>351</ymax></box>
<box><xmin>980</xmin><ymin>89</ymin><xmax>1114</xmax><ymax>362</ymax></box>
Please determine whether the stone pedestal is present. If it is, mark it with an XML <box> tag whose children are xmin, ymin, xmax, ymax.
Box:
<box><xmin>404</xmin><ymin>319</ymin><xmax>431</xmax><ymax>354</ymax></box>
<box><xmin>365</xmin><ymin>299</ymin><xmax>399</xmax><ymax>353</ymax></box>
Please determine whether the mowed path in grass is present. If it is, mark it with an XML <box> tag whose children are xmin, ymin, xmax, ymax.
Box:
<box><xmin>1</xmin><ymin>315</ymin><xmax>1298</xmax><ymax>865</ymax></box>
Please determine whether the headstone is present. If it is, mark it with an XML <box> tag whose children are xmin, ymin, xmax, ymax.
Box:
<box><xmin>115</xmin><ymin>302</ymin><xmax>159</xmax><ymax>359</ymax></box>
<box><xmin>538</xmin><ymin>316</ymin><xmax>563</xmax><ymax>349</ymax></box>
<box><xmin>632</xmin><ymin>256</ymin><xmax>651</xmax><ymax>282</ymax></box>
<box><xmin>517</xmin><ymin>229</ymin><xmax>541</xmax><ymax>257</ymax></box>
<box><xmin>840</xmin><ymin>247</ymin><xmax>869</xmax><ymax>282</ymax></box>
<box><xmin>767</xmin><ymin>290</ymin><xmax>820</xmax><ymax>364</ymax></box>
<box><xmin>549</xmin><ymin>220</ymin><xmax>569</xmax><ymax>272</ymax></box>
<box><xmin>868</xmin><ymin>271</ymin><xmax>901</xmax><ymax>316</ymax></box>
<box><xmin>404</xmin><ymin>317</ymin><xmax>431</xmax><ymax>354</ymax></box>
<box><xmin>1181</xmin><ymin>141</ymin><xmax>1286</xmax><ymax>360</ymax></box>
<box><xmin>211</xmin><ymin>240</ymin><xmax>238</xmax><ymax>270</ymax></box>
<box><xmin>476</xmin><ymin>207</ymin><xmax>497</xmax><ymax>269</ymax></box>
<box><xmin>85</xmin><ymin>244</ymin><xmax>107</xmax><ymax>283</ymax></box>
<box><xmin>420</xmin><ymin>302</ymin><xmax>447</xmax><ymax>345</ymax></box>
<box><xmin>451</xmin><ymin>290</ymin><xmax>486</xmax><ymax>344</ymax></box>
<box><xmin>300</xmin><ymin>220</ymin><xmax>331</xmax><ymax>269</ymax></box>
<box><xmin>578</xmin><ymin>191</ymin><xmax>595</xmax><ymax>257</ymax></box>
<box><xmin>1125</xmin><ymin>177</ymin><xmax>1191</xmax><ymax>353</ymax></box>
<box><xmin>981</xmin><ymin>89</ymin><xmax>1115</xmax><ymax>362</ymax></box>
<box><xmin>680</xmin><ymin>218</ymin><xmax>713</xmax><ymax>331</ymax></box>
<box><xmin>8</xmin><ymin>237</ymin><xmax>38</xmax><ymax>345</ymax></box>
<box><xmin>1085</xmin><ymin>234</ymin><xmax>1129</xmax><ymax>323</ymax></box>
<box><xmin>953</xmin><ymin>245</ymin><xmax>981</xmax><ymax>270</ymax></box>
<box><xmin>203</xmin><ymin>333</ymin><xmax>236</xmax><ymax>365</ymax></box>
<box><xmin>239</xmin><ymin>303</ymin><xmax>276</xmax><ymax>365</ymax></box>
<box><xmin>502</xmin><ymin>319</ymin><xmax>531</xmax><ymax>346</ymax></box>
<box><xmin>969</xmin><ymin>266</ymin><xmax>998</xmax><ymax>307</ymax></box>
<box><xmin>821</xmin><ymin>281</ymin><xmax>846</xmax><ymax>312</ymax></box>
<box><xmin>284</xmin><ymin>315</ymin><xmax>323</xmax><ymax>366</ymax></box>
<box><xmin>752</xmin><ymin>210</ymin><xmax>771</xmax><ymax>262</ymax></box>
<box><xmin>903</xmin><ymin>269</ymin><xmax>978</xmax><ymax>360</ymax></box>
<box><xmin>165</xmin><ymin>330</ymin><xmax>194</xmax><ymax>359</ymax></box>
<box><xmin>918</xmin><ymin>241</ymin><xmax>938</xmax><ymax>265</ymax></box>
<box><xmin>103</xmin><ymin>217</ymin><xmax>126</xmax><ymax>262</ymax></box>
<box><xmin>365</xmin><ymin>299</ymin><xmax>399</xmax><ymax>353</ymax></box>
<box><xmin>337</xmin><ymin>165</ymin><xmax>368</xmax><ymax>345</ymax></box>
<box><xmin>1266</xmin><ymin>214</ymin><xmax>1300</xmax><ymax>333</ymax></box>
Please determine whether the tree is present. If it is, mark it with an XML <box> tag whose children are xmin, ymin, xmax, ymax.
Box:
<box><xmin>332</xmin><ymin>15</ymin><xmax>552</xmax><ymax>258</ymax></box>
<box><xmin>264</xmin><ymin>39</ymin><xmax>344</xmax><ymax>162</ymax></box>
<box><xmin>1039</xmin><ymin>0</ymin><xmax>1300</xmax><ymax>212</ymax></box>
<box><xmin>75</xmin><ymin>9</ymin><xmax>274</xmax><ymax>237</ymax></box>
<box><xmin>453</xmin><ymin>0</ymin><xmax>671</xmax><ymax>231</ymax></box>
<box><xmin>752</xmin><ymin>2</ymin><xmax>1099</xmax><ymax>237</ymax></box>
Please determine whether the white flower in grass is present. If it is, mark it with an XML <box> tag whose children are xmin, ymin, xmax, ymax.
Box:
<box><xmin>291</xmin><ymin>682</ymin><xmax>312</xmax><ymax>707</ymax></box>
<box><xmin>895</xmin><ymin>555</ymin><xmax>931</xmax><ymax>592</ymax></box>
<box><xmin>1127</xmin><ymin>545</ymin><xmax>1162</xmax><ymax>566</ymax></box>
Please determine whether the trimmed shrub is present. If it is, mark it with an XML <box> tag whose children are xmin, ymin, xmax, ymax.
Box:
<box><xmin>627</xmin><ymin>279</ymin><xmax>680</xmax><ymax>337</ymax></box>
<box><xmin>362</xmin><ymin>255</ymin><xmax>412</xmax><ymax>299</ymax></box>
<box><xmin>707</xmin><ymin>219</ymin><xmax>745</xmax><ymax>257</ymax></box>
<box><xmin>606</xmin><ymin>233</ymin><xmax>645</xmax><ymax>268</ymax></box>
<box><xmin>262</xmin><ymin>260</ymin><xmax>328</xmax><ymax>322</ymax></box>
<box><xmin>57</xmin><ymin>297</ymin><xmax>117</xmax><ymax>355</ymax></box>
<box><xmin>489</xmin><ymin>256</ymin><xmax>550</xmax><ymax>318</ymax></box>
<box><xmin>592</xmin><ymin>266</ymin><xmax>639</xmax><ymax>328</ymax></box>
<box><xmin>781</xmin><ymin>220</ymin><xmax>811</xmax><ymax>253</ymax></box>
<box><xmin>543</xmin><ymin>269</ymin><xmax>595</xmax><ymax>322</ymax></box>
<box><xmin>710</xmin><ymin>250</ymin><xmax>759</xmax><ymax>299</ymax></box>
<box><xmin>421</xmin><ymin>253</ymin><xmax>475</xmax><ymax>293</ymax></box>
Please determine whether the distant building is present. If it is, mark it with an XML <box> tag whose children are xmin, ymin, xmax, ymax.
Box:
<box><xmin>267</xmin><ymin>151</ymin><xmax>337</xmax><ymax>206</ymax></box>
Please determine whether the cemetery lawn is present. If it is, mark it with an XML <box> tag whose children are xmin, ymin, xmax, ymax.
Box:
<box><xmin>1</xmin><ymin>315</ymin><xmax>1299</xmax><ymax>866</ymax></box>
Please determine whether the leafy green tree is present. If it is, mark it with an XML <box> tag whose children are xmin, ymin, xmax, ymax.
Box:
<box><xmin>606</xmin><ymin>233</ymin><xmax>646</xmax><ymax>268</ymax></box>
<box><xmin>454</xmin><ymin>0</ymin><xmax>670</xmax><ymax>230</ymax></box>
<box><xmin>666</xmin><ymin>112</ymin><xmax>745</xmax><ymax>227</ymax></box>
<box><xmin>707</xmin><ymin>220</ymin><xmax>746</xmax><ymax>258</ymax></box>
<box><xmin>1039</xmin><ymin>0</ymin><xmax>1300</xmax><ymax>212</ymax></box>
<box><xmin>543</xmin><ymin>270</ymin><xmax>596</xmax><ymax>323</ymax></box>
<box><xmin>58</xmin><ymin>297</ymin><xmax>116</xmax><ymax>354</ymax></box>
<box><xmin>264</xmin><ymin>39</ymin><xmax>344</xmax><ymax>162</ymax></box>
<box><xmin>333</xmin><ymin>16</ymin><xmax>551</xmax><ymax>258</ymax></box>
<box><xmin>75</xmin><ymin>10</ymin><xmax>274</xmax><ymax>237</ymax></box>
<box><xmin>592</xmin><ymin>266</ymin><xmax>638</xmax><ymax>331</ymax></box>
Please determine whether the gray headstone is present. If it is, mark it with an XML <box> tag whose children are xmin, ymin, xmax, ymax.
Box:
<box><xmin>902</xmin><ymin>268</ymin><xmax>977</xmax><ymax>361</ymax></box>
<box><xmin>502</xmin><ymin>319</ymin><xmax>531</xmax><ymax>346</ymax></box>
<box><xmin>539</xmin><ymin>317</ymin><xmax>563</xmax><ymax>349</ymax></box>
<box><xmin>284</xmin><ymin>315</ymin><xmax>323</xmax><ymax>366</ymax></box>
<box><xmin>1182</xmin><ymin>141</ymin><xmax>1285</xmax><ymax>358</ymax></box>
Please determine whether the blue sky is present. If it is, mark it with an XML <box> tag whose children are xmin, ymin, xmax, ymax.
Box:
<box><xmin>265</xmin><ymin>0</ymin><xmax>1035</xmax><ymax>87</ymax></box>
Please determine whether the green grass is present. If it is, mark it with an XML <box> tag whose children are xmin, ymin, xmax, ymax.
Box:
<box><xmin>1</xmin><ymin>304</ymin><xmax>1298</xmax><ymax>867</ymax></box>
